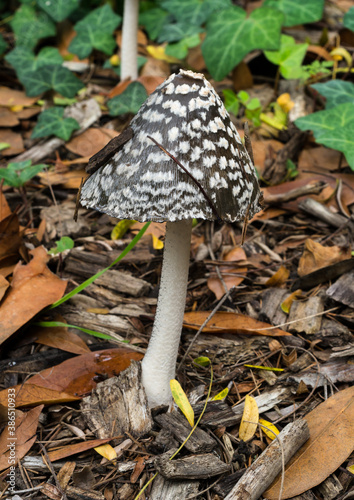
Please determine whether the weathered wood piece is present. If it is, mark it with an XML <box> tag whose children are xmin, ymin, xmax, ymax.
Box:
<box><xmin>41</xmin><ymin>202</ymin><xmax>91</xmax><ymax>239</ymax></box>
<box><xmin>299</xmin><ymin>198</ymin><xmax>354</xmax><ymax>233</ymax></box>
<box><xmin>154</xmin><ymin>412</ymin><xmax>216</xmax><ymax>453</ymax></box>
<box><xmin>259</xmin><ymin>288</ymin><xmax>288</xmax><ymax>324</ymax></box>
<box><xmin>315</xmin><ymin>474</ymin><xmax>343</xmax><ymax>500</ymax></box>
<box><xmin>149</xmin><ymin>474</ymin><xmax>199</xmax><ymax>500</ymax></box>
<box><xmin>288</xmin><ymin>297</ymin><xmax>324</xmax><ymax>334</ymax></box>
<box><xmin>155</xmin><ymin>451</ymin><xmax>230</xmax><ymax>479</ymax></box>
<box><xmin>212</xmin><ymin>470</ymin><xmax>246</xmax><ymax>498</ymax></box>
<box><xmin>292</xmin><ymin>259</ymin><xmax>354</xmax><ymax>292</ymax></box>
<box><xmin>64</xmin><ymin>256</ymin><xmax>151</xmax><ymax>296</ymax></box>
<box><xmin>80</xmin><ymin>361</ymin><xmax>153</xmax><ymax>439</ymax></box>
<box><xmin>64</xmin><ymin>486</ymin><xmax>105</xmax><ymax>500</ymax></box>
<box><xmin>327</xmin><ymin>269</ymin><xmax>354</xmax><ymax>307</ymax></box>
<box><xmin>225</xmin><ymin>419</ymin><xmax>310</xmax><ymax>500</ymax></box>
<box><xmin>86</xmin><ymin>127</ymin><xmax>134</xmax><ymax>174</ymax></box>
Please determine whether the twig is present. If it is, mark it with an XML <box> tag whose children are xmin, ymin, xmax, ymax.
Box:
<box><xmin>177</xmin><ymin>286</ymin><xmax>235</xmax><ymax>371</ymax></box>
<box><xmin>39</xmin><ymin>443</ymin><xmax>68</xmax><ymax>500</ymax></box>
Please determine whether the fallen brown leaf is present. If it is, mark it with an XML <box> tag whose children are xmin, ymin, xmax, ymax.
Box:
<box><xmin>0</xmin><ymin>385</ymin><xmax>80</xmax><ymax>407</ymax></box>
<box><xmin>183</xmin><ymin>311</ymin><xmax>291</xmax><ymax>336</ymax></box>
<box><xmin>0</xmin><ymin>405</ymin><xmax>43</xmax><ymax>471</ymax></box>
<box><xmin>0</xmin><ymin>192</ymin><xmax>11</xmax><ymax>222</ymax></box>
<box><xmin>0</xmin><ymin>246</ymin><xmax>67</xmax><ymax>345</ymax></box>
<box><xmin>0</xmin><ymin>275</ymin><xmax>9</xmax><ymax>301</ymax></box>
<box><xmin>0</xmin><ymin>348</ymin><xmax>143</xmax><ymax>407</ymax></box>
<box><xmin>265</xmin><ymin>266</ymin><xmax>290</xmax><ymax>287</ymax></box>
<box><xmin>298</xmin><ymin>239</ymin><xmax>351</xmax><ymax>277</ymax></box>
<box><xmin>0</xmin><ymin>87</ymin><xmax>38</xmax><ymax>107</ymax></box>
<box><xmin>265</xmin><ymin>385</ymin><xmax>354</xmax><ymax>499</ymax></box>
<box><xmin>208</xmin><ymin>247</ymin><xmax>248</xmax><ymax>300</ymax></box>
<box><xmin>0</xmin><ymin>128</ymin><xmax>24</xmax><ymax>156</ymax></box>
<box><xmin>66</xmin><ymin>127</ymin><xmax>118</xmax><ymax>158</ymax></box>
<box><xmin>0</xmin><ymin>107</ymin><xmax>19</xmax><ymax>127</ymax></box>
<box><xmin>28</xmin><ymin>324</ymin><xmax>90</xmax><ymax>355</ymax></box>
<box><xmin>48</xmin><ymin>437</ymin><xmax>114</xmax><ymax>462</ymax></box>
<box><xmin>37</xmin><ymin>168</ymin><xmax>88</xmax><ymax>189</ymax></box>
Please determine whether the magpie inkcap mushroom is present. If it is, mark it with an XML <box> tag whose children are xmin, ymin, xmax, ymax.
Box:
<box><xmin>80</xmin><ymin>69</ymin><xmax>263</xmax><ymax>407</ymax></box>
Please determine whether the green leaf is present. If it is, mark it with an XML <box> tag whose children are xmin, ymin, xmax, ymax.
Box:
<box><xmin>10</xmin><ymin>5</ymin><xmax>56</xmax><ymax>49</ymax></box>
<box><xmin>264</xmin><ymin>35</ymin><xmax>308</xmax><ymax>79</ymax></box>
<box><xmin>222</xmin><ymin>89</ymin><xmax>240</xmax><ymax>115</ymax></box>
<box><xmin>19</xmin><ymin>65</ymin><xmax>84</xmax><ymax>97</ymax></box>
<box><xmin>6</xmin><ymin>46</ymin><xmax>64</xmax><ymax>80</ymax></box>
<box><xmin>37</xmin><ymin>0</ymin><xmax>80</xmax><ymax>22</ymax></box>
<box><xmin>263</xmin><ymin>0</ymin><xmax>324</xmax><ymax>27</ymax></box>
<box><xmin>344</xmin><ymin>7</ymin><xmax>354</xmax><ymax>31</ymax></box>
<box><xmin>295</xmin><ymin>103</ymin><xmax>354</xmax><ymax>169</ymax></box>
<box><xmin>0</xmin><ymin>143</ymin><xmax>10</xmax><ymax>152</ymax></box>
<box><xmin>31</xmin><ymin>107</ymin><xmax>80</xmax><ymax>140</ymax></box>
<box><xmin>162</xmin><ymin>0</ymin><xmax>231</xmax><ymax>26</ymax></box>
<box><xmin>158</xmin><ymin>22</ymin><xmax>202</xmax><ymax>43</ymax></box>
<box><xmin>165</xmin><ymin>34</ymin><xmax>201</xmax><ymax>59</ymax></box>
<box><xmin>0</xmin><ymin>161</ymin><xmax>46</xmax><ymax>187</ymax></box>
<box><xmin>193</xmin><ymin>356</ymin><xmax>211</xmax><ymax>367</ymax></box>
<box><xmin>203</xmin><ymin>6</ymin><xmax>283</xmax><ymax>81</ymax></box>
<box><xmin>139</xmin><ymin>7</ymin><xmax>170</xmax><ymax>41</ymax></box>
<box><xmin>108</xmin><ymin>82</ymin><xmax>147</xmax><ymax>116</ymax></box>
<box><xmin>49</xmin><ymin>236</ymin><xmax>75</xmax><ymax>255</ymax></box>
<box><xmin>0</xmin><ymin>33</ymin><xmax>7</xmax><ymax>55</ymax></box>
<box><xmin>69</xmin><ymin>4</ymin><xmax>121</xmax><ymax>59</ymax></box>
<box><xmin>311</xmin><ymin>80</ymin><xmax>354</xmax><ymax>108</ymax></box>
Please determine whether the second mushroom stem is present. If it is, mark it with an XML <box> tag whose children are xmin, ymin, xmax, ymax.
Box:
<box><xmin>141</xmin><ymin>219</ymin><xmax>193</xmax><ymax>407</ymax></box>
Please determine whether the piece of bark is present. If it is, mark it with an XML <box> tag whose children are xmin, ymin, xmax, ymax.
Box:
<box><xmin>65</xmin><ymin>486</ymin><xmax>104</xmax><ymax>500</ymax></box>
<box><xmin>225</xmin><ymin>419</ymin><xmax>310</xmax><ymax>500</ymax></box>
<box><xmin>152</xmin><ymin>428</ymin><xmax>179</xmax><ymax>454</ymax></box>
<box><xmin>259</xmin><ymin>288</ymin><xmax>288</xmax><ymax>324</ymax></box>
<box><xmin>299</xmin><ymin>198</ymin><xmax>354</xmax><ymax>233</ymax></box>
<box><xmin>64</xmin><ymin>258</ymin><xmax>151</xmax><ymax>297</ymax></box>
<box><xmin>155</xmin><ymin>451</ymin><xmax>230</xmax><ymax>480</ymax></box>
<box><xmin>212</xmin><ymin>470</ymin><xmax>246</xmax><ymax>497</ymax></box>
<box><xmin>288</xmin><ymin>297</ymin><xmax>324</xmax><ymax>334</ymax></box>
<box><xmin>149</xmin><ymin>474</ymin><xmax>199</xmax><ymax>500</ymax></box>
<box><xmin>13</xmin><ymin>99</ymin><xmax>101</xmax><ymax>164</ymax></box>
<box><xmin>292</xmin><ymin>259</ymin><xmax>354</xmax><ymax>292</ymax></box>
<box><xmin>116</xmin><ymin>483</ymin><xmax>135</xmax><ymax>500</ymax></box>
<box><xmin>61</xmin><ymin>308</ymin><xmax>144</xmax><ymax>350</ymax></box>
<box><xmin>289</xmin><ymin>353</ymin><xmax>313</xmax><ymax>373</ymax></box>
<box><xmin>327</xmin><ymin>269</ymin><xmax>354</xmax><ymax>307</ymax></box>
<box><xmin>154</xmin><ymin>412</ymin><xmax>216</xmax><ymax>453</ymax></box>
<box><xmin>41</xmin><ymin>202</ymin><xmax>91</xmax><ymax>239</ymax></box>
<box><xmin>264</xmin><ymin>181</ymin><xmax>326</xmax><ymax>205</ymax></box>
<box><xmin>315</xmin><ymin>474</ymin><xmax>343</xmax><ymax>500</ymax></box>
<box><xmin>287</xmin><ymin>492</ymin><xmax>317</xmax><ymax>500</ymax></box>
<box><xmin>80</xmin><ymin>361</ymin><xmax>153</xmax><ymax>439</ymax></box>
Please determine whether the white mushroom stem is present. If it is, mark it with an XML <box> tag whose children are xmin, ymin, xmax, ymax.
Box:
<box><xmin>141</xmin><ymin>219</ymin><xmax>193</xmax><ymax>407</ymax></box>
<box><xmin>120</xmin><ymin>0</ymin><xmax>139</xmax><ymax>81</ymax></box>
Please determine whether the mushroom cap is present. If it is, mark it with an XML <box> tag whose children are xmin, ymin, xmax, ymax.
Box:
<box><xmin>80</xmin><ymin>70</ymin><xmax>263</xmax><ymax>223</ymax></box>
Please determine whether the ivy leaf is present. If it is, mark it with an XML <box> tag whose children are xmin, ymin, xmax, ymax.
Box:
<box><xmin>37</xmin><ymin>0</ymin><xmax>80</xmax><ymax>22</ymax></box>
<box><xmin>158</xmin><ymin>21</ymin><xmax>202</xmax><ymax>43</ymax></box>
<box><xmin>20</xmin><ymin>65</ymin><xmax>84</xmax><ymax>98</ymax></box>
<box><xmin>139</xmin><ymin>8</ymin><xmax>170</xmax><ymax>41</ymax></box>
<box><xmin>31</xmin><ymin>107</ymin><xmax>80</xmax><ymax>141</ymax></box>
<box><xmin>165</xmin><ymin>34</ymin><xmax>201</xmax><ymax>59</ymax></box>
<box><xmin>222</xmin><ymin>89</ymin><xmax>240</xmax><ymax>115</ymax></box>
<box><xmin>6</xmin><ymin>46</ymin><xmax>63</xmax><ymax>80</ymax></box>
<box><xmin>0</xmin><ymin>161</ymin><xmax>46</xmax><ymax>188</ymax></box>
<box><xmin>344</xmin><ymin>7</ymin><xmax>354</xmax><ymax>31</ymax></box>
<box><xmin>162</xmin><ymin>0</ymin><xmax>231</xmax><ymax>26</ymax></box>
<box><xmin>264</xmin><ymin>35</ymin><xmax>308</xmax><ymax>79</ymax></box>
<box><xmin>69</xmin><ymin>5</ymin><xmax>121</xmax><ymax>59</ymax></box>
<box><xmin>10</xmin><ymin>5</ymin><xmax>56</xmax><ymax>49</ymax></box>
<box><xmin>311</xmin><ymin>80</ymin><xmax>354</xmax><ymax>108</ymax></box>
<box><xmin>263</xmin><ymin>0</ymin><xmax>324</xmax><ymax>27</ymax></box>
<box><xmin>0</xmin><ymin>34</ymin><xmax>7</xmax><ymax>56</ymax></box>
<box><xmin>295</xmin><ymin>103</ymin><xmax>354</xmax><ymax>169</ymax></box>
<box><xmin>203</xmin><ymin>6</ymin><xmax>283</xmax><ymax>81</ymax></box>
<box><xmin>107</xmin><ymin>82</ymin><xmax>147</xmax><ymax>116</ymax></box>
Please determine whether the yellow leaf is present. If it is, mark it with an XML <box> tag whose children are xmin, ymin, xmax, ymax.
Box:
<box><xmin>244</xmin><ymin>365</ymin><xmax>284</xmax><ymax>372</ymax></box>
<box><xmin>151</xmin><ymin>234</ymin><xmax>164</xmax><ymax>250</ymax></box>
<box><xmin>259</xmin><ymin>418</ymin><xmax>279</xmax><ymax>441</ymax></box>
<box><xmin>94</xmin><ymin>444</ymin><xmax>117</xmax><ymax>461</ymax></box>
<box><xmin>330</xmin><ymin>47</ymin><xmax>352</xmax><ymax>66</ymax></box>
<box><xmin>281</xmin><ymin>289</ymin><xmax>302</xmax><ymax>313</ymax></box>
<box><xmin>111</xmin><ymin>219</ymin><xmax>136</xmax><ymax>240</ymax></box>
<box><xmin>109</xmin><ymin>54</ymin><xmax>120</xmax><ymax>66</ymax></box>
<box><xmin>211</xmin><ymin>387</ymin><xmax>229</xmax><ymax>401</ymax></box>
<box><xmin>170</xmin><ymin>379</ymin><xmax>194</xmax><ymax>427</ymax></box>
<box><xmin>239</xmin><ymin>395</ymin><xmax>258</xmax><ymax>441</ymax></box>
<box><xmin>277</xmin><ymin>93</ymin><xmax>294</xmax><ymax>113</ymax></box>
<box><xmin>146</xmin><ymin>45</ymin><xmax>179</xmax><ymax>63</ymax></box>
<box><xmin>10</xmin><ymin>105</ymin><xmax>24</xmax><ymax>112</ymax></box>
<box><xmin>347</xmin><ymin>464</ymin><xmax>354</xmax><ymax>474</ymax></box>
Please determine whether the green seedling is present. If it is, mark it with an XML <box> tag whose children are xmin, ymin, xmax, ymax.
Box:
<box><xmin>223</xmin><ymin>89</ymin><xmax>262</xmax><ymax>127</ymax></box>
<box><xmin>48</xmin><ymin>236</ymin><xmax>74</xmax><ymax>255</ymax></box>
<box><xmin>0</xmin><ymin>160</ymin><xmax>46</xmax><ymax>188</ymax></box>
